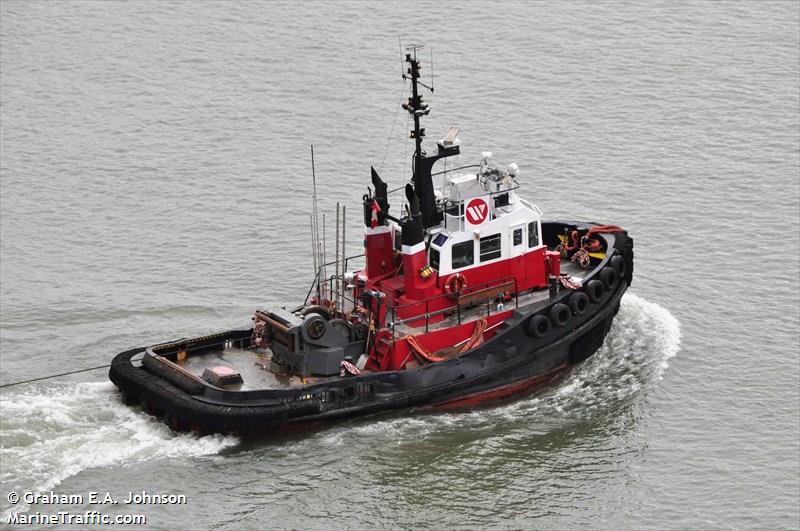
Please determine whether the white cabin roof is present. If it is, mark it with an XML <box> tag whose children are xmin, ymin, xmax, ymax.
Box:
<box><xmin>424</xmin><ymin>164</ymin><xmax>544</xmax><ymax>275</ymax></box>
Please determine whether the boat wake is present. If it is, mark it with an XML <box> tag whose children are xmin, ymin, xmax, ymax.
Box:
<box><xmin>312</xmin><ymin>292</ymin><xmax>681</xmax><ymax>445</ymax></box>
<box><xmin>0</xmin><ymin>293</ymin><xmax>679</xmax><ymax>509</ymax></box>
<box><xmin>0</xmin><ymin>381</ymin><xmax>238</xmax><ymax>515</ymax></box>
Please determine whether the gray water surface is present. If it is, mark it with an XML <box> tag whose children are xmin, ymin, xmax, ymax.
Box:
<box><xmin>1</xmin><ymin>2</ymin><xmax>798</xmax><ymax>530</ymax></box>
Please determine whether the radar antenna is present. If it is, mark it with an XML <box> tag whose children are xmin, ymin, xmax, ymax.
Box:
<box><xmin>400</xmin><ymin>44</ymin><xmax>459</xmax><ymax>229</ymax></box>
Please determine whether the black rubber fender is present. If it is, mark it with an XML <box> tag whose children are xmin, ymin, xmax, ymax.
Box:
<box><xmin>568</xmin><ymin>292</ymin><xmax>590</xmax><ymax>315</ymax></box>
<box><xmin>550</xmin><ymin>303</ymin><xmax>571</xmax><ymax>327</ymax></box>
<box><xmin>610</xmin><ymin>254</ymin><xmax>626</xmax><ymax>278</ymax></box>
<box><xmin>287</xmin><ymin>400</ymin><xmax>323</xmax><ymax>419</ymax></box>
<box><xmin>526</xmin><ymin>314</ymin><xmax>551</xmax><ymax>338</ymax></box>
<box><xmin>142</xmin><ymin>354</ymin><xmax>205</xmax><ymax>395</ymax></box>
<box><xmin>585</xmin><ymin>279</ymin><xmax>604</xmax><ymax>303</ymax></box>
<box><xmin>600</xmin><ymin>267</ymin><xmax>619</xmax><ymax>291</ymax></box>
<box><xmin>119</xmin><ymin>389</ymin><xmax>139</xmax><ymax>406</ymax></box>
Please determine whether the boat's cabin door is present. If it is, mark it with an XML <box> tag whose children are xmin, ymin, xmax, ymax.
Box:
<box><xmin>509</xmin><ymin>223</ymin><xmax>526</xmax><ymax>258</ymax></box>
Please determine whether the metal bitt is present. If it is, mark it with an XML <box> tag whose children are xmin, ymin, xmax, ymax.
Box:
<box><xmin>549</xmin><ymin>275</ymin><xmax>559</xmax><ymax>299</ymax></box>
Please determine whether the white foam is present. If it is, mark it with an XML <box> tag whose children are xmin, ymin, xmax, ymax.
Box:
<box><xmin>335</xmin><ymin>292</ymin><xmax>682</xmax><ymax>439</ymax></box>
<box><xmin>515</xmin><ymin>291</ymin><xmax>681</xmax><ymax>418</ymax></box>
<box><xmin>0</xmin><ymin>381</ymin><xmax>238</xmax><ymax>515</ymax></box>
<box><xmin>0</xmin><ymin>293</ymin><xmax>680</xmax><ymax>506</ymax></box>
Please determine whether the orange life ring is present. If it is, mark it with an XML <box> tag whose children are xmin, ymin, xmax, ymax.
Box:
<box><xmin>445</xmin><ymin>273</ymin><xmax>467</xmax><ymax>298</ymax></box>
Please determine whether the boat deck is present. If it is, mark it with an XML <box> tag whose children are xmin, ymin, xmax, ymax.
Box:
<box><xmin>174</xmin><ymin>256</ymin><xmax>597</xmax><ymax>391</ymax></box>
<box><xmin>178</xmin><ymin>347</ymin><xmax>328</xmax><ymax>390</ymax></box>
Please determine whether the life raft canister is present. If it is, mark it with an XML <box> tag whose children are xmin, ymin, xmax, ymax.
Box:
<box><xmin>445</xmin><ymin>273</ymin><xmax>467</xmax><ymax>298</ymax></box>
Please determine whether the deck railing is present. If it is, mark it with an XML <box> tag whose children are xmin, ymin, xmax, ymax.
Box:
<box><xmin>388</xmin><ymin>276</ymin><xmax>519</xmax><ymax>338</ymax></box>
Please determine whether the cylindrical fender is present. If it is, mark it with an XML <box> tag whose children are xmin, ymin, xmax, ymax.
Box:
<box><xmin>585</xmin><ymin>279</ymin><xmax>604</xmax><ymax>303</ymax></box>
<box><xmin>600</xmin><ymin>267</ymin><xmax>619</xmax><ymax>291</ymax></box>
<box><xmin>610</xmin><ymin>254</ymin><xmax>626</xmax><ymax>278</ymax></box>
<box><xmin>568</xmin><ymin>292</ymin><xmax>590</xmax><ymax>315</ymax></box>
<box><xmin>526</xmin><ymin>315</ymin><xmax>551</xmax><ymax>338</ymax></box>
<box><xmin>550</xmin><ymin>303</ymin><xmax>571</xmax><ymax>327</ymax></box>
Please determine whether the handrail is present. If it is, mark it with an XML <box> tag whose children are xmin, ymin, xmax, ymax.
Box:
<box><xmin>305</xmin><ymin>253</ymin><xmax>366</xmax><ymax>305</ymax></box>
<box><xmin>303</xmin><ymin>268</ymin><xmax>321</xmax><ymax>305</ymax></box>
<box><xmin>431</xmin><ymin>164</ymin><xmax>481</xmax><ymax>178</ymax></box>
<box><xmin>517</xmin><ymin>197</ymin><xmax>542</xmax><ymax>217</ymax></box>
<box><xmin>391</xmin><ymin>275</ymin><xmax>517</xmax><ymax>314</ymax></box>
<box><xmin>389</xmin><ymin>164</ymin><xmax>523</xmax><ymax>195</ymax></box>
<box><xmin>317</xmin><ymin>253</ymin><xmax>365</xmax><ymax>269</ymax></box>
<box><xmin>440</xmin><ymin>179</ymin><xmax>522</xmax><ymax>232</ymax></box>
<box><xmin>388</xmin><ymin>276</ymin><xmax>519</xmax><ymax>336</ymax></box>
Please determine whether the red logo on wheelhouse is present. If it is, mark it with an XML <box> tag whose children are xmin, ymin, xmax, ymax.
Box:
<box><xmin>465</xmin><ymin>197</ymin><xmax>489</xmax><ymax>226</ymax></box>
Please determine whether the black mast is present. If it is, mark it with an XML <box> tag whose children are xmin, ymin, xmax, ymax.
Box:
<box><xmin>402</xmin><ymin>45</ymin><xmax>459</xmax><ymax>229</ymax></box>
<box><xmin>403</xmin><ymin>46</ymin><xmax>429</xmax><ymax>168</ymax></box>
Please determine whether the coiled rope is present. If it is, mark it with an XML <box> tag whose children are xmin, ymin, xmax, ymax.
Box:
<box><xmin>406</xmin><ymin>318</ymin><xmax>488</xmax><ymax>363</ymax></box>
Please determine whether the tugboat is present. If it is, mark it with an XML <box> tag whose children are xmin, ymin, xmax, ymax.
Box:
<box><xmin>110</xmin><ymin>47</ymin><xmax>633</xmax><ymax>435</ymax></box>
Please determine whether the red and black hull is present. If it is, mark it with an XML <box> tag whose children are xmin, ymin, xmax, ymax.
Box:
<box><xmin>109</xmin><ymin>226</ymin><xmax>633</xmax><ymax>436</ymax></box>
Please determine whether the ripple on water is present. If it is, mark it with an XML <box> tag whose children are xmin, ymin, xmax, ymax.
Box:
<box><xmin>0</xmin><ymin>381</ymin><xmax>239</xmax><ymax>516</ymax></box>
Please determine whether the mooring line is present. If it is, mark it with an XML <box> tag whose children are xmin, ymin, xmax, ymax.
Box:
<box><xmin>0</xmin><ymin>364</ymin><xmax>114</xmax><ymax>389</ymax></box>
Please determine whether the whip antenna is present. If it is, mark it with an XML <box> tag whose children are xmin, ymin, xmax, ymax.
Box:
<box><xmin>310</xmin><ymin>145</ymin><xmax>322</xmax><ymax>299</ymax></box>
<box><xmin>398</xmin><ymin>36</ymin><xmax>404</xmax><ymax>78</ymax></box>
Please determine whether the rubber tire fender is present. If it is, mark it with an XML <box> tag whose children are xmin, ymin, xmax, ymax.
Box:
<box><xmin>600</xmin><ymin>267</ymin><xmax>619</xmax><ymax>291</ymax></box>
<box><xmin>550</xmin><ymin>303</ymin><xmax>571</xmax><ymax>327</ymax></box>
<box><xmin>585</xmin><ymin>279</ymin><xmax>604</xmax><ymax>303</ymax></box>
<box><xmin>568</xmin><ymin>292</ymin><xmax>590</xmax><ymax>315</ymax></box>
<box><xmin>610</xmin><ymin>254</ymin><xmax>626</xmax><ymax>278</ymax></box>
<box><xmin>526</xmin><ymin>314</ymin><xmax>551</xmax><ymax>339</ymax></box>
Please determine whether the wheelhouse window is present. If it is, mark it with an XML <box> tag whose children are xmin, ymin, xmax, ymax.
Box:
<box><xmin>480</xmin><ymin>233</ymin><xmax>502</xmax><ymax>262</ymax></box>
<box><xmin>513</xmin><ymin>228</ymin><xmax>523</xmax><ymax>246</ymax></box>
<box><xmin>429</xmin><ymin>247</ymin><xmax>440</xmax><ymax>270</ymax></box>
<box><xmin>451</xmin><ymin>240</ymin><xmax>474</xmax><ymax>269</ymax></box>
<box><xmin>528</xmin><ymin>221</ymin><xmax>540</xmax><ymax>248</ymax></box>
